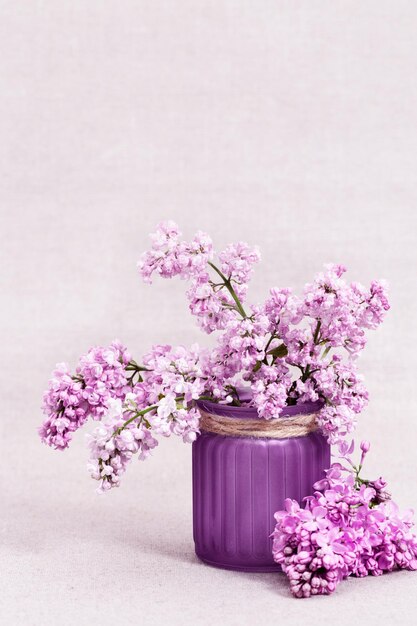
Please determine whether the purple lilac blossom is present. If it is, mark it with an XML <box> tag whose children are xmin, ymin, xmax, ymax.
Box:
<box><xmin>137</xmin><ymin>221</ymin><xmax>213</xmax><ymax>283</ymax></box>
<box><xmin>272</xmin><ymin>443</ymin><xmax>417</xmax><ymax>598</ymax></box>
<box><xmin>87</xmin><ymin>397</ymin><xmax>159</xmax><ymax>493</ymax></box>
<box><xmin>186</xmin><ymin>272</ymin><xmax>235</xmax><ymax>333</ymax></box>
<box><xmin>218</xmin><ymin>241</ymin><xmax>261</xmax><ymax>301</ymax></box>
<box><xmin>87</xmin><ymin>344</ymin><xmax>204</xmax><ymax>493</ymax></box>
<box><xmin>138</xmin><ymin>225</ymin><xmax>390</xmax><ymax>444</ymax></box>
<box><xmin>39</xmin><ymin>363</ymin><xmax>88</xmax><ymax>450</ymax></box>
<box><xmin>41</xmin><ymin>223</ymin><xmax>391</xmax><ymax>488</ymax></box>
<box><xmin>39</xmin><ymin>341</ymin><xmax>131</xmax><ymax>450</ymax></box>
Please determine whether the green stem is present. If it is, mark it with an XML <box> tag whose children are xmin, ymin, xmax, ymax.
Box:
<box><xmin>263</xmin><ymin>331</ymin><xmax>279</xmax><ymax>364</ymax></box>
<box><xmin>301</xmin><ymin>320</ymin><xmax>322</xmax><ymax>383</ymax></box>
<box><xmin>125</xmin><ymin>361</ymin><xmax>151</xmax><ymax>373</ymax></box>
<box><xmin>208</xmin><ymin>261</ymin><xmax>247</xmax><ymax>318</ymax></box>
<box><xmin>226</xmin><ymin>385</ymin><xmax>242</xmax><ymax>406</ymax></box>
<box><xmin>322</xmin><ymin>344</ymin><xmax>331</xmax><ymax>359</ymax></box>
<box><xmin>313</xmin><ymin>319</ymin><xmax>322</xmax><ymax>344</ymax></box>
<box><xmin>116</xmin><ymin>404</ymin><xmax>157</xmax><ymax>434</ymax></box>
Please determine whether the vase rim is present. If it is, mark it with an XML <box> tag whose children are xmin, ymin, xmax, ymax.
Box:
<box><xmin>196</xmin><ymin>394</ymin><xmax>324</xmax><ymax>420</ymax></box>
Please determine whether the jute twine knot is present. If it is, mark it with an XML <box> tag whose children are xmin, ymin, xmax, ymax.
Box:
<box><xmin>199</xmin><ymin>410</ymin><xmax>318</xmax><ymax>439</ymax></box>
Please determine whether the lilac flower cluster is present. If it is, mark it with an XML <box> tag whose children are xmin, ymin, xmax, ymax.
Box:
<box><xmin>138</xmin><ymin>223</ymin><xmax>389</xmax><ymax>444</ymax></box>
<box><xmin>41</xmin><ymin>222</ymin><xmax>390</xmax><ymax>489</ymax></box>
<box><xmin>138</xmin><ymin>220</ymin><xmax>213</xmax><ymax>284</ymax></box>
<box><xmin>86</xmin><ymin>345</ymin><xmax>206</xmax><ymax>493</ymax></box>
<box><xmin>138</xmin><ymin>222</ymin><xmax>261</xmax><ymax>333</ymax></box>
<box><xmin>41</xmin><ymin>340</ymin><xmax>205</xmax><ymax>491</ymax></box>
<box><xmin>272</xmin><ymin>442</ymin><xmax>417</xmax><ymax>598</ymax></box>
<box><xmin>87</xmin><ymin>397</ymin><xmax>159</xmax><ymax>493</ymax></box>
<box><xmin>139</xmin><ymin>344</ymin><xmax>204</xmax><ymax>441</ymax></box>
<box><xmin>39</xmin><ymin>341</ymin><xmax>131</xmax><ymax>450</ymax></box>
<box><xmin>76</xmin><ymin>341</ymin><xmax>131</xmax><ymax>419</ymax></box>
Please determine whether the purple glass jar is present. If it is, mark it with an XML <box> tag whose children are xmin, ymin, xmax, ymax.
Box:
<box><xmin>192</xmin><ymin>395</ymin><xmax>330</xmax><ymax>572</ymax></box>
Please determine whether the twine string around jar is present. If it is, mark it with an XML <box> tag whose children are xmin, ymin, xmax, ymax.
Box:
<box><xmin>198</xmin><ymin>410</ymin><xmax>319</xmax><ymax>439</ymax></box>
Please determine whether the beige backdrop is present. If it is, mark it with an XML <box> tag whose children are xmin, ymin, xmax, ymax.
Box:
<box><xmin>1</xmin><ymin>1</ymin><xmax>417</xmax><ymax>624</ymax></box>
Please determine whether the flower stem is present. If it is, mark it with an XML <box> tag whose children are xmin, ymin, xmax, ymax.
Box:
<box><xmin>313</xmin><ymin>319</ymin><xmax>322</xmax><ymax>344</ymax></box>
<box><xmin>301</xmin><ymin>320</ymin><xmax>323</xmax><ymax>383</ymax></box>
<box><xmin>125</xmin><ymin>361</ymin><xmax>151</xmax><ymax>372</ymax></box>
<box><xmin>116</xmin><ymin>404</ymin><xmax>157</xmax><ymax>434</ymax></box>
<box><xmin>208</xmin><ymin>261</ymin><xmax>247</xmax><ymax>318</ymax></box>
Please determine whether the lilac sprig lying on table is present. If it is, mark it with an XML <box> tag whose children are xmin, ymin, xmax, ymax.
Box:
<box><xmin>39</xmin><ymin>221</ymin><xmax>390</xmax><ymax>491</ymax></box>
<box><xmin>272</xmin><ymin>441</ymin><xmax>417</xmax><ymax>598</ymax></box>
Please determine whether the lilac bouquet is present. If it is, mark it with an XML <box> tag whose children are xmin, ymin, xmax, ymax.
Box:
<box><xmin>272</xmin><ymin>441</ymin><xmax>417</xmax><ymax>597</ymax></box>
<box><xmin>39</xmin><ymin>221</ymin><xmax>416</xmax><ymax>596</ymax></box>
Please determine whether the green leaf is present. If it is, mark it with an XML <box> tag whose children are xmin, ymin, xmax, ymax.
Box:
<box><xmin>267</xmin><ymin>343</ymin><xmax>288</xmax><ymax>358</ymax></box>
<box><xmin>252</xmin><ymin>360</ymin><xmax>262</xmax><ymax>372</ymax></box>
<box><xmin>322</xmin><ymin>345</ymin><xmax>331</xmax><ymax>358</ymax></box>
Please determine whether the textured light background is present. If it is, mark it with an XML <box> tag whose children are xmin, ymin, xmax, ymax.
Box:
<box><xmin>1</xmin><ymin>1</ymin><xmax>417</xmax><ymax>624</ymax></box>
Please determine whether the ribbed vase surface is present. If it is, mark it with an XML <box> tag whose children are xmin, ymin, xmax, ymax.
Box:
<box><xmin>192</xmin><ymin>398</ymin><xmax>330</xmax><ymax>572</ymax></box>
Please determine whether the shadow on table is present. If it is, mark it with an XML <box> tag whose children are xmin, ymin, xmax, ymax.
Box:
<box><xmin>9</xmin><ymin>493</ymin><xmax>289</xmax><ymax>596</ymax></box>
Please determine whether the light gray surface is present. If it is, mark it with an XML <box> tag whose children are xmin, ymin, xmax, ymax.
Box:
<box><xmin>1</xmin><ymin>2</ymin><xmax>417</xmax><ymax>624</ymax></box>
